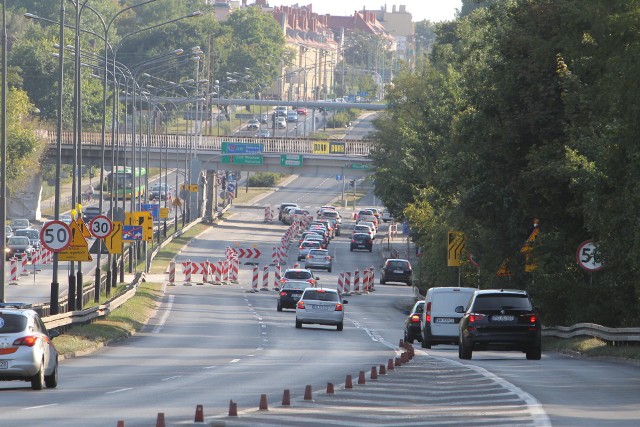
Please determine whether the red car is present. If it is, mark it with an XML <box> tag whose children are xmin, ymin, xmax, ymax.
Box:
<box><xmin>296</xmin><ymin>107</ymin><xmax>308</xmax><ymax>116</ymax></box>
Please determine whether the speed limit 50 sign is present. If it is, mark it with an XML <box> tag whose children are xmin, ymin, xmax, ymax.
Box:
<box><xmin>576</xmin><ymin>240</ymin><xmax>603</xmax><ymax>272</ymax></box>
<box><xmin>89</xmin><ymin>215</ymin><xmax>113</xmax><ymax>239</ymax></box>
<box><xmin>39</xmin><ymin>220</ymin><xmax>72</xmax><ymax>252</ymax></box>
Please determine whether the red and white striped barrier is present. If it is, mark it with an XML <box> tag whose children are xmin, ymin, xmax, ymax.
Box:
<box><xmin>273</xmin><ymin>264</ymin><xmax>281</xmax><ymax>289</ymax></box>
<box><xmin>252</xmin><ymin>265</ymin><xmax>259</xmax><ymax>292</ymax></box>
<box><xmin>337</xmin><ymin>272</ymin><xmax>345</xmax><ymax>294</ymax></box>
<box><xmin>369</xmin><ymin>266</ymin><xmax>375</xmax><ymax>292</ymax></box>
<box><xmin>201</xmin><ymin>260</ymin><xmax>212</xmax><ymax>284</ymax></box>
<box><xmin>20</xmin><ymin>253</ymin><xmax>29</xmax><ymax>276</ymax></box>
<box><xmin>230</xmin><ymin>257</ymin><xmax>239</xmax><ymax>283</ymax></box>
<box><xmin>261</xmin><ymin>265</ymin><xmax>270</xmax><ymax>291</ymax></box>
<box><xmin>31</xmin><ymin>249</ymin><xmax>41</xmax><ymax>272</ymax></box>
<box><xmin>214</xmin><ymin>261</ymin><xmax>222</xmax><ymax>283</ymax></box>
<box><xmin>344</xmin><ymin>271</ymin><xmax>352</xmax><ymax>295</ymax></box>
<box><xmin>182</xmin><ymin>261</ymin><xmax>193</xmax><ymax>285</ymax></box>
<box><xmin>168</xmin><ymin>261</ymin><xmax>176</xmax><ymax>285</ymax></box>
<box><xmin>353</xmin><ymin>269</ymin><xmax>361</xmax><ymax>294</ymax></box>
<box><xmin>293</xmin><ymin>262</ymin><xmax>300</xmax><ymax>269</ymax></box>
<box><xmin>264</xmin><ymin>206</ymin><xmax>273</xmax><ymax>222</ymax></box>
<box><xmin>8</xmin><ymin>257</ymin><xmax>19</xmax><ymax>285</ymax></box>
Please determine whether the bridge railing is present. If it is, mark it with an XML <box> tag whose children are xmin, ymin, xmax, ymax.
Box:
<box><xmin>50</xmin><ymin>131</ymin><xmax>375</xmax><ymax>157</ymax></box>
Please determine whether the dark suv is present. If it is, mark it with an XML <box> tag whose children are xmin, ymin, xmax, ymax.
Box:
<box><xmin>380</xmin><ymin>259</ymin><xmax>413</xmax><ymax>285</ymax></box>
<box><xmin>458</xmin><ymin>289</ymin><xmax>541</xmax><ymax>360</ymax></box>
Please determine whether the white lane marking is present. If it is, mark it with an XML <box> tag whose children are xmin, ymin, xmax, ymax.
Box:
<box><xmin>230</xmin><ymin>359</ymin><xmax>241</xmax><ymax>363</ymax></box>
<box><xmin>105</xmin><ymin>388</ymin><xmax>133</xmax><ymax>394</ymax></box>
<box><xmin>256</xmin><ymin>347</ymin><xmax>264</xmax><ymax>351</ymax></box>
<box><xmin>161</xmin><ymin>375</ymin><xmax>182</xmax><ymax>381</ymax></box>
<box><xmin>152</xmin><ymin>295</ymin><xmax>175</xmax><ymax>334</ymax></box>
<box><xmin>22</xmin><ymin>404</ymin><xmax>59</xmax><ymax>410</ymax></box>
<box><xmin>444</xmin><ymin>357</ymin><xmax>552</xmax><ymax>427</ymax></box>
<box><xmin>202</xmin><ymin>366</ymin><xmax>217</xmax><ymax>370</ymax></box>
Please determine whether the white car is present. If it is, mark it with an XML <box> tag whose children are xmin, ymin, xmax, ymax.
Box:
<box><xmin>276</xmin><ymin>116</ymin><xmax>287</xmax><ymax>129</ymax></box>
<box><xmin>359</xmin><ymin>221</ymin><xmax>377</xmax><ymax>238</ymax></box>
<box><xmin>353</xmin><ymin>224</ymin><xmax>374</xmax><ymax>239</ymax></box>
<box><xmin>295</xmin><ymin>288</ymin><xmax>348</xmax><ymax>331</ymax></box>
<box><xmin>0</xmin><ymin>304</ymin><xmax>60</xmax><ymax>390</ymax></box>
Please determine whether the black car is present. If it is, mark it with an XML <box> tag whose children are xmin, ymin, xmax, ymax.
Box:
<box><xmin>277</xmin><ymin>280</ymin><xmax>313</xmax><ymax>311</ymax></box>
<box><xmin>149</xmin><ymin>183</ymin><xmax>170</xmax><ymax>201</ymax></box>
<box><xmin>82</xmin><ymin>206</ymin><xmax>103</xmax><ymax>223</ymax></box>
<box><xmin>458</xmin><ymin>289</ymin><xmax>541</xmax><ymax>360</ymax></box>
<box><xmin>380</xmin><ymin>259</ymin><xmax>413</xmax><ymax>285</ymax></box>
<box><xmin>403</xmin><ymin>300</ymin><xmax>425</xmax><ymax>343</ymax></box>
<box><xmin>350</xmin><ymin>233</ymin><xmax>373</xmax><ymax>252</ymax></box>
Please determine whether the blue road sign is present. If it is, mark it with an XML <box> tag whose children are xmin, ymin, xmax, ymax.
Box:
<box><xmin>227</xmin><ymin>183</ymin><xmax>236</xmax><ymax>193</ymax></box>
<box><xmin>141</xmin><ymin>203</ymin><xmax>160</xmax><ymax>221</ymax></box>
<box><xmin>222</xmin><ymin>142</ymin><xmax>263</xmax><ymax>154</ymax></box>
<box><xmin>122</xmin><ymin>225</ymin><xmax>143</xmax><ymax>241</ymax></box>
<box><xmin>336</xmin><ymin>174</ymin><xmax>342</xmax><ymax>181</ymax></box>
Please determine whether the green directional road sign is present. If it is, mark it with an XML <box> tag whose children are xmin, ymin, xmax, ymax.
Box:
<box><xmin>349</xmin><ymin>163</ymin><xmax>371</xmax><ymax>170</ymax></box>
<box><xmin>221</xmin><ymin>154</ymin><xmax>264</xmax><ymax>165</ymax></box>
<box><xmin>280</xmin><ymin>154</ymin><xmax>303</xmax><ymax>167</ymax></box>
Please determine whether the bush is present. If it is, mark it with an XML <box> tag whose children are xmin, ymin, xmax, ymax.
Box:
<box><xmin>247</xmin><ymin>172</ymin><xmax>283</xmax><ymax>187</ymax></box>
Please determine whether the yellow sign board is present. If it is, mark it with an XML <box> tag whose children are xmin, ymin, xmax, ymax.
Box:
<box><xmin>160</xmin><ymin>207</ymin><xmax>170</xmax><ymax>219</ymax></box>
<box><xmin>447</xmin><ymin>231</ymin><xmax>466</xmax><ymax>267</ymax></box>
<box><xmin>189</xmin><ymin>184</ymin><xmax>199</xmax><ymax>193</ymax></box>
<box><xmin>76</xmin><ymin>218</ymin><xmax>91</xmax><ymax>238</ymax></box>
<box><xmin>105</xmin><ymin>221</ymin><xmax>123</xmax><ymax>255</ymax></box>
<box><xmin>497</xmin><ymin>258</ymin><xmax>513</xmax><ymax>277</ymax></box>
<box><xmin>58</xmin><ymin>220</ymin><xmax>92</xmax><ymax>262</ymax></box>
<box><xmin>312</xmin><ymin>141</ymin><xmax>329</xmax><ymax>154</ymax></box>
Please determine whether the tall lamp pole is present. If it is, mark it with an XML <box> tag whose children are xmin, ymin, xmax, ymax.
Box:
<box><xmin>0</xmin><ymin>0</ymin><xmax>7</xmax><ymax>303</ymax></box>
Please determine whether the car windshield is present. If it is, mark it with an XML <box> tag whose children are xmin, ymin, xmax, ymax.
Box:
<box><xmin>413</xmin><ymin>303</ymin><xmax>425</xmax><ymax>314</ymax></box>
<box><xmin>282</xmin><ymin>282</ymin><xmax>311</xmax><ymax>291</ymax></box>
<box><xmin>387</xmin><ymin>260</ymin><xmax>409</xmax><ymax>268</ymax></box>
<box><xmin>15</xmin><ymin>230</ymin><xmax>38</xmax><ymax>239</ymax></box>
<box><xmin>0</xmin><ymin>313</ymin><xmax>28</xmax><ymax>333</ymax></box>
<box><xmin>303</xmin><ymin>290</ymin><xmax>339</xmax><ymax>302</ymax></box>
<box><xmin>308</xmin><ymin>250</ymin><xmax>328</xmax><ymax>257</ymax></box>
<box><xmin>284</xmin><ymin>271</ymin><xmax>312</xmax><ymax>280</ymax></box>
<box><xmin>473</xmin><ymin>294</ymin><xmax>533</xmax><ymax>311</ymax></box>
<box><xmin>8</xmin><ymin>236</ymin><xmax>29</xmax><ymax>245</ymax></box>
<box><xmin>12</xmin><ymin>219</ymin><xmax>29</xmax><ymax>227</ymax></box>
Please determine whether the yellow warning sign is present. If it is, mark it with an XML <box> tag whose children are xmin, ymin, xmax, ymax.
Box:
<box><xmin>136</xmin><ymin>212</ymin><xmax>153</xmax><ymax>241</ymax></box>
<box><xmin>447</xmin><ymin>231</ymin><xmax>466</xmax><ymax>267</ymax></box>
<box><xmin>160</xmin><ymin>207</ymin><xmax>170</xmax><ymax>219</ymax></box>
<box><xmin>105</xmin><ymin>221</ymin><xmax>123</xmax><ymax>254</ymax></box>
<box><xmin>189</xmin><ymin>184</ymin><xmax>199</xmax><ymax>192</ymax></box>
<box><xmin>58</xmin><ymin>220</ymin><xmax>92</xmax><ymax>262</ymax></box>
<box><xmin>76</xmin><ymin>218</ymin><xmax>91</xmax><ymax>238</ymax></box>
<box><xmin>497</xmin><ymin>258</ymin><xmax>513</xmax><ymax>277</ymax></box>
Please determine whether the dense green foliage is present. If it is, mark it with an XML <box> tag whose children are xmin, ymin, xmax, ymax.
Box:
<box><xmin>372</xmin><ymin>0</ymin><xmax>640</xmax><ymax>327</ymax></box>
<box><xmin>247</xmin><ymin>172</ymin><xmax>283</xmax><ymax>187</ymax></box>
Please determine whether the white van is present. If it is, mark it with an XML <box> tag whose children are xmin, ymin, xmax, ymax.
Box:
<box><xmin>421</xmin><ymin>287</ymin><xmax>476</xmax><ymax>349</ymax></box>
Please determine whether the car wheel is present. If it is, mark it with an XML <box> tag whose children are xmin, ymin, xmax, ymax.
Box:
<box><xmin>380</xmin><ymin>279</ymin><xmax>385</xmax><ymax>285</ymax></box>
<box><xmin>406</xmin><ymin>332</ymin><xmax>414</xmax><ymax>344</ymax></box>
<box><xmin>31</xmin><ymin>361</ymin><xmax>45</xmax><ymax>390</ymax></box>
<box><xmin>295</xmin><ymin>319</ymin><xmax>302</xmax><ymax>329</ymax></box>
<box><xmin>44</xmin><ymin>359</ymin><xmax>58</xmax><ymax>389</ymax></box>
<box><xmin>369</xmin><ymin>247</ymin><xmax>372</xmax><ymax>252</ymax></box>
<box><xmin>337</xmin><ymin>322</ymin><xmax>343</xmax><ymax>331</ymax></box>
<box><xmin>421</xmin><ymin>331</ymin><xmax>432</xmax><ymax>349</ymax></box>
<box><xmin>328</xmin><ymin>267</ymin><xmax>332</xmax><ymax>273</ymax></box>
<box><xmin>277</xmin><ymin>303</ymin><xmax>283</xmax><ymax>312</ymax></box>
<box><xmin>526</xmin><ymin>341</ymin><xmax>542</xmax><ymax>360</ymax></box>
<box><xmin>459</xmin><ymin>338</ymin><xmax>472</xmax><ymax>360</ymax></box>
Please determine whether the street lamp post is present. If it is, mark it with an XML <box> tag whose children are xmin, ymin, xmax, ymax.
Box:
<box><xmin>0</xmin><ymin>0</ymin><xmax>7</xmax><ymax>304</ymax></box>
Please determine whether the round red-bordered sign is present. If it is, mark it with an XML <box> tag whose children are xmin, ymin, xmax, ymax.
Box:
<box><xmin>467</xmin><ymin>253</ymin><xmax>480</xmax><ymax>269</ymax></box>
<box><xmin>576</xmin><ymin>240</ymin><xmax>603</xmax><ymax>272</ymax></box>
<box><xmin>39</xmin><ymin>220</ymin><xmax>72</xmax><ymax>252</ymax></box>
<box><xmin>88</xmin><ymin>215</ymin><xmax>113</xmax><ymax>239</ymax></box>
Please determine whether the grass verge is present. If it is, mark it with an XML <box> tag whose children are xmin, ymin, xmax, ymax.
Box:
<box><xmin>542</xmin><ymin>336</ymin><xmax>640</xmax><ymax>360</ymax></box>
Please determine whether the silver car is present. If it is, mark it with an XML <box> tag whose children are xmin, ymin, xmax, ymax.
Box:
<box><xmin>0</xmin><ymin>304</ymin><xmax>60</xmax><ymax>390</ymax></box>
<box><xmin>304</xmin><ymin>248</ymin><xmax>333</xmax><ymax>272</ymax></box>
<box><xmin>298</xmin><ymin>240</ymin><xmax>321</xmax><ymax>261</ymax></box>
<box><xmin>295</xmin><ymin>288</ymin><xmax>348</xmax><ymax>331</ymax></box>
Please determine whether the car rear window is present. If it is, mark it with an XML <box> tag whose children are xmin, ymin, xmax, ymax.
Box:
<box><xmin>0</xmin><ymin>313</ymin><xmax>28</xmax><ymax>333</ymax></box>
<box><xmin>387</xmin><ymin>260</ymin><xmax>409</xmax><ymax>268</ymax></box>
<box><xmin>282</xmin><ymin>282</ymin><xmax>311</xmax><ymax>291</ymax></box>
<box><xmin>302</xmin><ymin>290</ymin><xmax>339</xmax><ymax>302</ymax></box>
<box><xmin>353</xmin><ymin>234</ymin><xmax>370</xmax><ymax>241</ymax></box>
<box><xmin>308</xmin><ymin>250</ymin><xmax>328</xmax><ymax>256</ymax></box>
<box><xmin>16</xmin><ymin>230</ymin><xmax>38</xmax><ymax>239</ymax></box>
<box><xmin>322</xmin><ymin>211</ymin><xmax>338</xmax><ymax>218</ymax></box>
<box><xmin>284</xmin><ymin>271</ymin><xmax>312</xmax><ymax>280</ymax></box>
<box><xmin>472</xmin><ymin>294</ymin><xmax>533</xmax><ymax>311</ymax></box>
<box><xmin>301</xmin><ymin>241</ymin><xmax>320</xmax><ymax>248</ymax></box>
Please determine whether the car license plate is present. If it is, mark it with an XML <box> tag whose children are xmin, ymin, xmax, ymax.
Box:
<box><xmin>434</xmin><ymin>317</ymin><xmax>455</xmax><ymax>324</ymax></box>
<box><xmin>312</xmin><ymin>305</ymin><xmax>329</xmax><ymax>310</ymax></box>
<box><xmin>357</xmin><ymin>244</ymin><xmax>365</xmax><ymax>248</ymax></box>
<box><xmin>492</xmin><ymin>315</ymin><xmax>515</xmax><ymax>321</ymax></box>
<box><xmin>393</xmin><ymin>269</ymin><xmax>404</xmax><ymax>274</ymax></box>
<box><xmin>0</xmin><ymin>361</ymin><xmax>8</xmax><ymax>369</ymax></box>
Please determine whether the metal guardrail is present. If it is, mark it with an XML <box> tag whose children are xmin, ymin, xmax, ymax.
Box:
<box><xmin>542</xmin><ymin>324</ymin><xmax>640</xmax><ymax>344</ymax></box>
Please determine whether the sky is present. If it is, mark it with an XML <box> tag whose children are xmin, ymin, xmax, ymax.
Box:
<box><xmin>269</xmin><ymin>1</ymin><xmax>463</xmax><ymax>22</ymax></box>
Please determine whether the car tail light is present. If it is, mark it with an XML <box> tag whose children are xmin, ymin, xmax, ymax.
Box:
<box><xmin>325</xmin><ymin>256</ymin><xmax>331</xmax><ymax>260</ymax></box>
<box><xmin>425</xmin><ymin>302</ymin><xmax>432</xmax><ymax>322</ymax></box>
<box><xmin>469</xmin><ymin>313</ymin><xmax>486</xmax><ymax>323</ymax></box>
<box><xmin>334</xmin><ymin>303</ymin><xmax>343</xmax><ymax>311</ymax></box>
<box><xmin>280</xmin><ymin>291</ymin><xmax>287</xmax><ymax>297</ymax></box>
<box><xmin>13</xmin><ymin>336</ymin><xmax>39</xmax><ymax>347</ymax></box>
<box><xmin>410</xmin><ymin>314</ymin><xmax>420</xmax><ymax>323</ymax></box>
<box><xmin>297</xmin><ymin>301</ymin><xmax>305</xmax><ymax>309</ymax></box>
<box><xmin>425</xmin><ymin>314</ymin><xmax>431</xmax><ymax>323</ymax></box>
<box><xmin>528</xmin><ymin>315</ymin><xmax>537</xmax><ymax>324</ymax></box>
<box><xmin>307</xmin><ymin>255</ymin><xmax>313</xmax><ymax>259</ymax></box>
<box><xmin>299</xmin><ymin>246</ymin><xmax>303</xmax><ymax>250</ymax></box>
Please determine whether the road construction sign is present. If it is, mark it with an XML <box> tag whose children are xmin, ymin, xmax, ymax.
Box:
<box><xmin>447</xmin><ymin>231</ymin><xmax>466</xmax><ymax>267</ymax></box>
<box><xmin>105</xmin><ymin>221</ymin><xmax>123</xmax><ymax>254</ymax></box>
<box><xmin>58</xmin><ymin>220</ymin><xmax>92</xmax><ymax>262</ymax></box>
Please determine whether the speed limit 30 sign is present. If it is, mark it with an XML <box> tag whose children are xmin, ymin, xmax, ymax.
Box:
<box><xmin>89</xmin><ymin>215</ymin><xmax>113</xmax><ymax>239</ymax></box>
<box><xmin>39</xmin><ymin>220</ymin><xmax>72</xmax><ymax>252</ymax></box>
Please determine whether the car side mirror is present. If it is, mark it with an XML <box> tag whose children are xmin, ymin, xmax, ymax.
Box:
<box><xmin>315</xmin><ymin>277</ymin><xmax>320</xmax><ymax>281</ymax></box>
<box><xmin>455</xmin><ymin>305</ymin><xmax>465</xmax><ymax>313</ymax></box>
<box><xmin>49</xmin><ymin>329</ymin><xmax>61</xmax><ymax>339</ymax></box>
